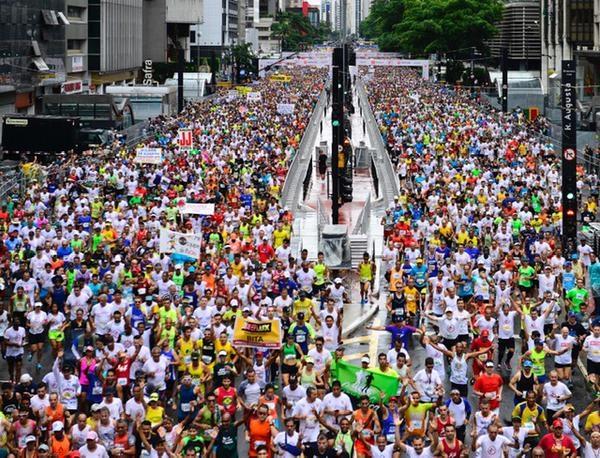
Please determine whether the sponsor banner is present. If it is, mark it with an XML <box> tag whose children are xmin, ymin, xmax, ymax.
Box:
<box><xmin>134</xmin><ymin>147</ymin><xmax>162</xmax><ymax>164</ymax></box>
<box><xmin>270</xmin><ymin>74</ymin><xmax>292</xmax><ymax>83</ymax></box>
<box><xmin>332</xmin><ymin>359</ymin><xmax>399</xmax><ymax>403</ymax></box>
<box><xmin>247</xmin><ymin>91</ymin><xmax>262</xmax><ymax>102</ymax></box>
<box><xmin>236</xmin><ymin>86</ymin><xmax>253</xmax><ymax>95</ymax></box>
<box><xmin>177</xmin><ymin>129</ymin><xmax>193</xmax><ymax>150</ymax></box>
<box><xmin>233</xmin><ymin>318</ymin><xmax>282</xmax><ymax>349</ymax></box>
<box><xmin>179</xmin><ymin>203</ymin><xmax>215</xmax><ymax>215</ymax></box>
<box><xmin>276</xmin><ymin>103</ymin><xmax>295</xmax><ymax>115</ymax></box>
<box><xmin>159</xmin><ymin>229</ymin><xmax>202</xmax><ymax>259</ymax></box>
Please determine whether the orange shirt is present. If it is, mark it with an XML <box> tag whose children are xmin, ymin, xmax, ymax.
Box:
<box><xmin>45</xmin><ymin>403</ymin><xmax>65</xmax><ymax>425</ymax></box>
<box><xmin>50</xmin><ymin>435</ymin><xmax>71</xmax><ymax>458</ymax></box>
<box><xmin>248</xmin><ymin>416</ymin><xmax>272</xmax><ymax>458</ymax></box>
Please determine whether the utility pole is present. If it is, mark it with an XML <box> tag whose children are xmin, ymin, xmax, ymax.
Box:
<box><xmin>561</xmin><ymin>59</ymin><xmax>578</xmax><ymax>256</ymax></box>
<box><xmin>501</xmin><ymin>47</ymin><xmax>508</xmax><ymax>113</ymax></box>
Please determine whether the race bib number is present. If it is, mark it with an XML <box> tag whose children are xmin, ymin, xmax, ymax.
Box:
<box><xmin>181</xmin><ymin>403</ymin><xmax>191</xmax><ymax>412</ymax></box>
<box><xmin>117</xmin><ymin>378</ymin><xmax>128</xmax><ymax>386</ymax></box>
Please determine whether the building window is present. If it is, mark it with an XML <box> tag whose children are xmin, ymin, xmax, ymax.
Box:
<box><xmin>67</xmin><ymin>39</ymin><xmax>85</xmax><ymax>54</ymax></box>
<box><xmin>66</xmin><ymin>5</ymin><xmax>86</xmax><ymax>21</ymax></box>
<box><xmin>190</xmin><ymin>30</ymin><xmax>196</xmax><ymax>43</ymax></box>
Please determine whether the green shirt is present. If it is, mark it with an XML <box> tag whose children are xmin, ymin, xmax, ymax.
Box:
<box><xmin>566</xmin><ymin>287</ymin><xmax>589</xmax><ymax>313</ymax></box>
<box><xmin>518</xmin><ymin>266</ymin><xmax>535</xmax><ymax>287</ymax></box>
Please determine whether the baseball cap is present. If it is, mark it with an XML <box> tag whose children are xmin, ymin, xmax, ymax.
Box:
<box><xmin>361</xmin><ymin>356</ymin><xmax>370</xmax><ymax>364</ymax></box>
<box><xmin>565</xmin><ymin>404</ymin><xmax>575</xmax><ymax>412</ymax></box>
<box><xmin>34</xmin><ymin>302</ymin><xmax>42</xmax><ymax>308</ymax></box>
<box><xmin>534</xmin><ymin>339</ymin><xmax>543</xmax><ymax>346</ymax></box>
<box><xmin>52</xmin><ymin>421</ymin><xmax>64</xmax><ymax>432</ymax></box>
<box><xmin>149</xmin><ymin>393</ymin><xmax>159</xmax><ymax>402</ymax></box>
<box><xmin>523</xmin><ymin>360</ymin><xmax>533</xmax><ymax>368</ymax></box>
<box><xmin>444</xmin><ymin>308</ymin><xmax>453</xmax><ymax>314</ymax></box>
<box><xmin>86</xmin><ymin>431</ymin><xmax>98</xmax><ymax>441</ymax></box>
<box><xmin>218</xmin><ymin>350</ymin><xmax>227</xmax><ymax>357</ymax></box>
<box><xmin>305</xmin><ymin>356</ymin><xmax>314</xmax><ymax>364</ymax></box>
<box><xmin>334</xmin><ymin>277</ymin><xmax>343</xmax><ymax>284</ymax></box>
<box><xmin>38</xmin><ymin>444</ymin><xmax>50</xmax><ymax>452</ymax></box>
<box><xmin>552</xmin><ymin>419</ymin><xmax>563</xmax><ymax>429</ymax></box>
<box><xmin>485</xmin><ymin>361</ymin><xmax>494</xmax><ymax>368</ymax></box>
<box><xmin>25</xmin><ymin>435</ymin><xmax>36</xmax><ymax>443</ymax></box>
<box><xmin>389</xmin><ymin>396</ymin><xmax>398</xmax><ymax>402</ymax></box>
<box><xmin>20</xmin><ymin>374</ymin><xmax>32</xmax><ymax>383</ymax></box>
<box><xmin>91</xmin><ymin>403</ymin><xmax>101</xmax><ymax>412</ymax></box>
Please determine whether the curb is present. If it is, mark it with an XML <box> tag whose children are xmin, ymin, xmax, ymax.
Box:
<box><xmin>342</xmin><ymin>303</ymin><xmax>379</xmax><ymax>338</ymax></box>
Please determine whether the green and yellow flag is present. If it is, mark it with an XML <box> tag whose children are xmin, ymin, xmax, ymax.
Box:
<box><xmin>332</xmin><ymin>359</ymin><xmax>399</xmax><ymax>403</ymax></box>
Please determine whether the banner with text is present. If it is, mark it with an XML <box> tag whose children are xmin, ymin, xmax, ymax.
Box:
<box><xmin>177</xmin><ymin>129</ymin><xmax>194</xmax><ymax>150</ymax></box>
<box><xmin>247</xmin><ymin>91</ymin><xmax>262</xmax><ymax>102</ymax></box>
<box><xmin>233</xmin><ymin>318</ymin><xmax>282</xmax><ymax>349</ymax></box>
<box><xmin>277</xmin><ymin>103</ymin><xmax>295</xmax><ymax>115</ymax></box>
<box><xmin>179</xmin><ymin>203</ymin><xmax>215</xmax><ymax>215</ymax></box>
<box><xmin>134</xmin><ymin>148</ymin><xmax>163</xmax><ymax>164</ymax></box>
<box><xmin>159</xmin><ymin>228</ymin><xmax>202</xmax><ymax>259</ymax></box>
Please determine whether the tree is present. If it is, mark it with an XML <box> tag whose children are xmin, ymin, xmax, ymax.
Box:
<box><xmin>362</xmin><ymin>0</ymin><xmax>502</xmax><ymax>55</ymax></box>
<box><xmin>271</xmin><ymin>12</ymin><xmax>325</xmax><ymax>51</ymax></box>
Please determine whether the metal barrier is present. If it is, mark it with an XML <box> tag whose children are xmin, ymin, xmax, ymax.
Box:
<box><xmin>280</xmin><ymin>90</ymin><xmax>328</xmax><ymax>211</ymax></box>
<box><xmin>353</xmin><ymin>193</ymin><xmax>371</xmax><ymax>235</ymax></box>
<box><xmin>356</xmin><ymin>79</ymin><xmax>399</xmax><ymax>208</ymax></box>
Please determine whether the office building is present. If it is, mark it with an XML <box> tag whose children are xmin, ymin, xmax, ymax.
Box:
<box><xmin>88</xmin><ymin>0</ymin><xmax>143</xmax><ymax>93</ymax></box>
<box><xmin>143</xmin><ymin>0</ymin><xmax>203</xmax><ymax>65</ymax></box>
<box><xmin>64</xmin><ymin>0</ymin><xmax>88</xmax><ymax>94</ymax></box>
<box><xmin>488</xmin><ymin>1</ymin><xmax>541</xmax><ymax>69</ymax></box>
<box><xmin>0</xmin><ymin>0</ymin><xmax>69</xmax><ymax>115</ymax></box>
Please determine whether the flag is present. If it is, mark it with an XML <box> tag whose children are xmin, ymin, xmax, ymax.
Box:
<box><xmin>332</xmin><ymin>359</ymin><xmax>399</xmax><ymax>403</ymax></box>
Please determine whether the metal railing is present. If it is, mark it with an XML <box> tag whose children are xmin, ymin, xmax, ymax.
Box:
<box><xmin>356</xmin><ymin>79</ymin><xmax>399</xmax><ymax>208</ymax></box>
<box><xmin>353</xmin><ymin>193</ymin><xmax>371</xmax><ymax>235</ymax></box>
<box><xmin>280</xmin><ymin>89</ymin><xmax>328</xmax><ymax>211</ymax></box>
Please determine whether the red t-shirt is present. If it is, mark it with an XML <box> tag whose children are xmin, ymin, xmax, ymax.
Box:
<box><xmin>473</xmin><ymin>373</ymin><xmax>503</xmax><ymax>410</ymax></box>
<box><xmin>538</xmin><ymin>433</ymin><xmax>577</xmax><ymax>458</ymax></box>
<box><xmin>215</xmin><ymin>386</ymin><xmax>237</xmax><ymax>416</ymax></box>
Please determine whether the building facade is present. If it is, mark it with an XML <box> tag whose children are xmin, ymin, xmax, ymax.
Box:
<box><xmin>88</xmin><ymin>0</ymin><xmax>143</xmax><ymax>93</ymax></box>
<box><xmin>0</xmin><ymin>0</ymin><xmax>69</xmax><ymax>115</ymax></box>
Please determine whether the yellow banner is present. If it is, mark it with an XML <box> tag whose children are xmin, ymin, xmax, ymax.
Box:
<box><xmin>235</xmin><ymin>85</ymin><xmax>253</xmax><ymax>94</ymax></box>
<box><xmin>217</xmin><ymin>81</ymin><xmax>233</xmax><ymax>88</ymax></box>
<box><xmin>269</xmin><ymin>74</ymin><xmax>292</xmax><ymax>83</ymax></box>
<box><xmin>233</xmin><ymin>318</ymin><xmax>282</xmax><ymax>349</ymax></box>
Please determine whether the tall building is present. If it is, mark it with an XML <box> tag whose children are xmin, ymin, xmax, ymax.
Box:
<box><xmin>488</xmin><ymin>1</ymin><xmax>541</xmax><ymax>69</ymax></box>
<box><xmin>64</xmin><ymin>0</ymin><xmax>88</xmax><ymax>94</ymax></box>
<box><xmin>0</xmin><ymin>0</ymin><xmax>69</xmax><ymax>115</ymax></box>
<box><xmin>142</xmin><ymin>0</ymin><xmax>203</xmax><ymax>65</ymax></box>
<box><xmin>541</xmin><ymin>0</ymin><xmax>594</xmax><ymax>99</ymax></box>
<box><xmin>190</xmin><ymin>0</ymin><xmax>239</xmax><ymax>56</ymax></box>
<box><xmin>88</xmin><ymin>0</ymin><xmax>143</xmax><ymax>93</ymax></box>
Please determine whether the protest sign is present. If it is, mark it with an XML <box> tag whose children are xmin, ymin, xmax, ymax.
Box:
<box><xmin>159</xmin><ymin>228</ymin><xmax>202</xmax><ymax>259</ymax></box>
<box><xmin>179</xmin><ymin>203</ymin><xmax>215</xmax><ymax>215</ymax></box>
<box><xmin>270</xmin><ymin>74</ymin><xmax>292</xmax><ymax>83</ymax></box>
<box><xmin>177</xmin><ymin>129</ymin><xmax>193</xmax><ymax>150</ymax></box>
<box><xmin>277</xmin><ymin>103</ymin><xmax>295</xmax><ymax>115</ymax></box>
<box><xmin>233</xmin><ymin>318</ymin><xmax>282</xmax><ymax>349</ymax></box>
<box><xmin>134</xmin><ymin>148</ymin><xmax>162</xmax><ymax>164</ymax></box>
<box><xmin>332</xmin><ymin>359</ymin><xmax>399</xmax><ymax>403</ymax></box>
<box><xmin>247</xmin><ymin>91</ymin><xmax>262</xmax><ymax>102</ymax></box>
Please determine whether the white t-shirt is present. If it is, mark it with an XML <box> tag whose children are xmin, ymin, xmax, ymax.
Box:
<box><xmin>91</xmin><ymin>303</ymin><xmax>114</xmax><ymax>335</ymax></box>
<box><xmin>497</xmin><ymin>311</ymin><xmax>517</xmax><ymax>340</ymax></box>
<box><xmin>321</xmin><ymin>392</ymin><xmax>353</xmax><ymax>427</ymax></box>
<box><xmin>403</xmin><ymin>445</ymin><xmax>434</xmax><ymax>458</ymax></box>
<box><xmin>413</xmin><ymin>369</ymin><xmax>442</xmax><ymax>402</ymax></box>
<box><xmin>583</xmin><ymin>335</ymin><xmax>600</xmax><ymax>363</ymax></box>
<box><xmin>370</xmin><ymin>443</ymin><xmax>395</xmax><ymax>458</ymax></box>
<box><xmin>78</xmin><ymin>444</ymin><xmax>109</xmax><ymax>458</ymax></box>
<box><xmin>307</xmin><ymin>348</ymin><xmax>332</xmax><ymax>373</ymax></box>
<box><xmin>282</xmin><ymin>385</ymin><xmax>306</xmax><ymax>418</ymax></box>
<box><xmin>291</xmin><ymin>398</ymin><xmax>322</xmax><ymax>442</ymax></box>
<box><xmin>554</xmin><ymin>335</ymin><xmax>576</xmax><ymax>365</ymax></box>
<box><xmin>125</xmin><ymin>398</ymin><xmax>146</xmax><ymax>423</ymax></box>
<box><xmin>501</xmin><ymin>426</ymin><xmax>532</xmax><ymax>458</ymax></box>
<box><xmin>142</xmin><ymin>356</ymin><xmax>169</xmax><ymax>390</ymax></box>
<box><xmin>543</xmin><ymin>381</ymin><xmax>571</xmax><ymax>411</ymax></box>
<box><xmin>26</xmin><ymin>310</ymin><xmax>47</xmax><ymax>334</ymax></box>
<box><xmin>99</xmin><ymin>397</ymin><xmax>124</xmax><ymax>420</ymax></box>
<box><xmin>475</xmin><ymin>434</ymin><xmax>512</xmax><ymax>458</ymax></box>
<box><xmin>274</xmin><ymin>431</ymin><xmax>301</xmax><ymax>458</ymax></box>
<box><xmin>4</xmin><ymin>327</ymin><xmax>26</xmax><ymax>356</ymax></box>
<box><xmin>583</xmin><ymin>442</ymin><xmax>600</xmax><ymax>458</ymax></box>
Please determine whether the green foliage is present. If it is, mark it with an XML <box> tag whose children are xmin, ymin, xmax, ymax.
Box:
<box><xmin>445</xmin><ymin>60</ymin><xmax>465</xmax><ymax>84</ymax></box>
<box><xmin>232</xmin><ymin>43</ymin><xmax>255</xmax><ymax>70</ymax></box>
<box><xmin>271</xmin><ymin>12</ymin><xmax>329</xmax><ymax>51</ymax></box>
<box><xmin>363</xmin><ymin>0</ymin><xmax>503</xmax><ymax>55</ymax></box>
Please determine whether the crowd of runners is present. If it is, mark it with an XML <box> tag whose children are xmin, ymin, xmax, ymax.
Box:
<box><xmin>0</xmin><ymin>57</ymin><xmax>599</xmax><ymax>458</ymax></box>
<box><xmin>364</xmin><ymin>66</ymin><xmax>600</xmax><ymax>457</ymax></box>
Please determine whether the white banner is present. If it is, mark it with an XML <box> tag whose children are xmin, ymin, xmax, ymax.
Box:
<box><xmin>277</xmin><ymin>103</ymin><xmax>295</xmax><ymax>115</ymax></box>
<box><xmin>179</xmin><ymin>203</ymin><xmax>215</xmax><ymax>215</ymax></box>
<box><xmin>134</xmin><ymin>147</ymin><xmax>163</xmax><ymax>164</ymax></box>
<box><xmin>355</xmin><ymin>58</ymin><xmax>430</xmax><ymax>79</ymax></box>
<box><xmin>159</xmin><ymin>229</ymin><xmax>202</xmax><ymax>259</ymax></box>
<box><xmin>227</xmin><ymin>90</ymin><xmax>238</xmax><ymax>101</ymax></box>
<box><xmin>178</xmin><ymin>129</ymin><xmax>194</xmax><ymax>150</ymax></box>
<box><xmin>247</xmin><ymin>91</ymin><xmax>262</xmax><ymax>102</ymax></box>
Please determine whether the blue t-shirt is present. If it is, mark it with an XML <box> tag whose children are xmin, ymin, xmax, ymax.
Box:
<box><xmin>385</xmin><ymin>325</ymin><xmax>417</xmax><ymax>348</ymax></box>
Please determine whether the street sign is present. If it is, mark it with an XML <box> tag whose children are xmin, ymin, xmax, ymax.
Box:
<box><xmin>564</xmin><ymin>148</ymin><xmax>575</xmax><ymax>161</ymax></box>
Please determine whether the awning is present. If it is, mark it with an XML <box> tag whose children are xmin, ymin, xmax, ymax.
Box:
<box><xmin>57</xmin><ymin>12</ymin><xmax>70</xmax><ymax>25</ymax></box>
<box><xmin>32</xmin><ymin>57</ymin><xmax>50</xmax><ymax>72</ymax></box>
<box><xmin>31</xmin><ymin>40</ymin><xmax>41</xmax><ymax>57</ymax></box>
<box><xmin>41</xmin><ymin>10</ymin><xmax>59</xmax><ymax>25</ymax></box>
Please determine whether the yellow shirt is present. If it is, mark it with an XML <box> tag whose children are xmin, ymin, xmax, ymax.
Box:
<box><xmin>145</xmin><ymin>405</ymin><xmax>164</xmax><ymax>427</ymax></box>
<box><xmin>273</xmin><ymin>229</ymin><xmax>289</xmax><ymax>248</ymax></box>
<box><xmin>215</xmin><ymin>341</ymin><xmax>235</xmax><ymax>361</ymax></box>
<box><xmin>585</xmin><ymin>411</ymin><xmax>600</xmax><ymax>432</ymax></box>
<box><xmin>404</xmin><ymin>286</ymin><xmax>419</xmax><ymax>314</ymax></box>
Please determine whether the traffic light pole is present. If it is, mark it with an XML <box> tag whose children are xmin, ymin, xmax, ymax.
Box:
<box><xmin>561</xmin><ymin>60</ymin><xmax>578</xmax><ymax>256</ymax></box>
<box><xmin>501</xmin><ymin>47</ymin><xmax>508</xmax><ymax>113</ymax></box>
<box><xmin>331</xmin><ymin>63</ymin><xmax>342</xmax><ymax>224</ymax></box>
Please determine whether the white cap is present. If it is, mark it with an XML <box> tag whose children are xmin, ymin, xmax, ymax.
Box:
<box><xmin>34</xmin><ymin>302</ymin><xmax>42</xmax><ymax>307</ymax></box>
<box><xmin>20</xmin><ymin>374</ymin><xmax>32</xmax><ymax>383</ymax></box>
<box><xmin>25</xmin><ymin>435</ymin><xmax>36</xmax><ymax>443</ymax></box>
<box><xmin>361</xmin><ymin>356</ymin><xmax>370</xmax><ymax>363</ymax></box>
<box><xmin>113</xmin><ymin>254</ymin><xmax>122</xmax><ymax>262</ymax></box>
<box><xmin>334</xmin><ymin>278</ymin><xmax>343</xmax><ymax>284</ymax></box>
<box><xmin>175</xmin><ymin>264</ymin><xmax>183</xmax><ymax>269</ymax></box>
<box><xmin>52</xmin><ymin>421</ymin><xmax>64</xmax><ymax>432</ymax></box>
